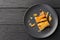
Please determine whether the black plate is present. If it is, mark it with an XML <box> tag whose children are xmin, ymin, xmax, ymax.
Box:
<box><xmin>24</xmin><ymin>4</ymin><xmax>58</xmax><ymax>38</ymax></box>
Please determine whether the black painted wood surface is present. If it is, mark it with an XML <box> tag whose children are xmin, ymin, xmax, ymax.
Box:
<box><xmin>0</xmin><ymin>9</ymin><xmax>26</xmax><ymax>24</ymax></box>
<box><xmin>0</xmin><ymin>0</ymin><xmax>59</xmax><ymax>8</ymax></box>
<box><xmin>0</xmin><ymin>0</ymin><xmax>59</xmax><ymax>40</ymax></box>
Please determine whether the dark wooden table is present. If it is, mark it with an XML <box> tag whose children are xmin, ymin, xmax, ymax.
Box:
<box><xmin>0</xmin><ymin>0</ymin><xmax>60</xmax><ymax>40</ymax></box>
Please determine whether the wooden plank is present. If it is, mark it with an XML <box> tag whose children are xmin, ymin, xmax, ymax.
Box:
<box><xmin>0</xmin><ymin>24</ymin><xmax>36</xmax><ymax>40</ymax></box>
<box><xmin>0</xmin><ymin>9</ymin><xmax>26</xmax><ymax>24</ymax></box>
<box><xmin>0</xmin><ymin>0</ymin><xmax>59</xmax><ymax>8</ymax></box>
<box><xmin>0</xmin><ymin>24</ymin><xmax>25</xmax><ymax>32</ymax></box>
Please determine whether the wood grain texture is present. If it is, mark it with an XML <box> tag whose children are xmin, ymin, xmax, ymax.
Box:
<box><xmin>0</xmin><ymin>9</ymin><xmax>27</xmax><ymax>24</ymax></box>
<box><xmin>0</xmin><ymin>0</ymin><xmax>59</xmax><ymax>8</ymax></box>
<box><xmin>0</xmin><ymin>24</ymin><xmax>36</xmax><ymax>40</ymax></box>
